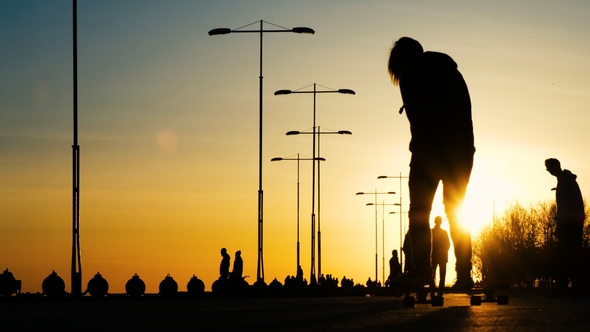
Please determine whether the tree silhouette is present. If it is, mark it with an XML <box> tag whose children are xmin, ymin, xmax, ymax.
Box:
<box><xmin>473</xmin><ymin>200</ymin><xmax>590</xmax><ymax>289</ymax></box>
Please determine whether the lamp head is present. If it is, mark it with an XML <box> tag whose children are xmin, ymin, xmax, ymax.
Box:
<box><xmin>337</xmin><ymin>130</ymin><xmax>352</xmax><ymax>135</ymax></box>
<box><xmin>377</xmin><ymin>175</ymin><xmax>387</xmax><ymax>179</ymax></box>
<box><xmin>274</xmin><ymin>89</ymin><xmax>292</xmax><ymax>96</ymax></box>
<box><xmin>286</xmin><ymin>131</ymin><xmax>300</xmax><ymax>135</ymax></box>
<box><xmin>355</xmin><ymin>192</ymin><xmax>365</xmax><ymax>195</ymax></box>
<box><xmin>208</xmin><ymin>28</ymin><xmax>231</xmax><ymax>36</ymax></box>
<box><xmin>271</xmin><ymin>157</ymin><xmax>283</xmax><ymax>162</ymax></box>
<box><xmin>337</xmin><ymin>89</ymin><xmax>355</xmax><ymax>95</ymax></box>
<box><xmin>292</xmin><ymin>27</ymin><xmax>315</xmax><ymax>34</ymax></box>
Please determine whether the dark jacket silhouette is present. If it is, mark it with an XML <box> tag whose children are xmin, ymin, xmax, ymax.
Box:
<box><xmin>219</xmin><ymin>248</ymin><xmax>230</xmax><ymax>280</ymax></box>
<box><xmin>431</xmin><ymin>221</ymin><xmax>450</xmax><ymax>264</ymax></box>
<box><xmin>231</xmin><ymin>250</ymin><xmax>243</xmax><ymax>280</ymax></box>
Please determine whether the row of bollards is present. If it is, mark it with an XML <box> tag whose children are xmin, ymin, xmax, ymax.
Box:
<box><xmin>0</xmin><ymin>268</ymin><xmax>206</xmax><ymax>298</ymax></box>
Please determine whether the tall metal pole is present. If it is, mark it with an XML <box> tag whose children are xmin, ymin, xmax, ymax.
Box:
<box><xmin>310</xmin><ymin>84</ymin><xmax>317</xmax><ymax>283</ymax></box>
<box><xmin>399</xmin><ymin>173</ymin><xmax>403</xmax><ymax>272</ymax></box>
<box><xmin>296</xmin><ymin>154</ymin><xmax>301</xmax><ymax>273</ymax></box>
<box><xmin>382</xmin><ymin>201</ymin><xmax>385</xmax><ymax>285</ymax></box>
<box><xmin>256</xmin><ymin>20</ymin><xmax>265</xmax><ymax>283</ymax></box>
<box><xmin>317</xmin><ymin>126</ymin><xmax>321</xmax><ymax>280</ymax></box>
<box><xmin>71</xmin><ymin>0</ymin><xmax>82</xmax><ymax>296</ymax></box>
<box><xmin>374</xmin><ymin>190</ymin><xmax>378</xmax><ymax>282</ymax></box>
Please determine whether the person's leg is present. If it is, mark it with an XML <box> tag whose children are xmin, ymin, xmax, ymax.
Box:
<box><xmin>439</xmin><ymin>263</ymin><xmax>447</xmax><ymax>289</ymax></box>
<box><xmin>559</xmin><ymin>221</ymin><xmax>584</xmax><ymax>291</ymax></box>
<box><xmin>431</xmin><ymin>262</ymin><xmax>439</xmax><ymax>285</ymax></box>
<box><xmin>441</xmin><ymin>151</ymin><xmax>474</xmax><ymax>287</ymax></box>
<box><xmin>407</xmin><ymin>154</ymin><xmax>440</xmax><ymax>280</ymax></box>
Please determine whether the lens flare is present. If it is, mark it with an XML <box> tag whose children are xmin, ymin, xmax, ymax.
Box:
<box><xmin>157</xmin><ymin>130</ymin><xmax>179</xmax><ymax>153</ymax></box>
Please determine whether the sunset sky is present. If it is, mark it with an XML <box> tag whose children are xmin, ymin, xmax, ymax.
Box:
<box><xmin>1</xmin><ymin>0</ymin><xmax>590</xmax><ymax>293</ymax></box>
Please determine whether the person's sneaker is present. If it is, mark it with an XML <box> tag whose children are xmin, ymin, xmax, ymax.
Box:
<box><xmin>451</xmin><ymin>278</ymin><xmax>474</xmax><ymax>290</ymax></box>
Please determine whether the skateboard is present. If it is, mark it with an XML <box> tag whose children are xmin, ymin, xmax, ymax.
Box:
<box><xmin>394</xmin><ymin>282</ymin><xmax>510</xmax><ymax>307</ymax></box>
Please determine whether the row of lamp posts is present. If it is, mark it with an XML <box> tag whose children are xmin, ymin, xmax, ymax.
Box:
<box><xmin>357</xmin><ymin>173</ymin><xmax>409</xmax><ymax>286</ymax></box>
<box><xmin>209</xmin><ymin>21</ymin><xmax>354</xmax><ymax>284</ymax></box>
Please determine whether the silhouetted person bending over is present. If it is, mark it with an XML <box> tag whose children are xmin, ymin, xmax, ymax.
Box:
<box><xmin>545</xmin><ymin>158</ymin><xmax>585</xmax><ymax>296</ymax></box>
<box><xmin>388</xmin><ymin>37</ymin><xmax>475</xmax><ymax>289</ymax></box>
<box><xmin>231</xmin><ymin>250</ymin><xmax>243</xmax><ymax>280</ymax></box>
<box><xmin>219</xmin><ymin>248</ymin><xmax>231</xmax><ymax>280</ymax></box>
<box><xmin>431</xmin><ymin>216</ymin><xmax>450</xmax><ymax>293</ymax></box>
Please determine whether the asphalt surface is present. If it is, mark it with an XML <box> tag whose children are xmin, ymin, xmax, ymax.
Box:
<box><xmin>2</xmin><ymin>290</ymin><xmax>590</xmax><ymax>331</ymax></box>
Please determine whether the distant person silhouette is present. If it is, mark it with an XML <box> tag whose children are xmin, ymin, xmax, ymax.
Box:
<box><xmin>231</xmin><ymin>250</ymin><xmax>243</xmax><ymax>280</ymax></box>
<box><xmin>402</xmin><ymin>232</ymin><xmax>414</xmax><ymax>273</ymax></box>
<box><xmin>388</xmin><ymin>37</ymin><xmax>475</xmax><ymax>289</ymax></box>
<box><xmin>389</xmin><ymin>249</ymin><xmax>403</xmax><ymax>283</ymax></box>
<box><xmin>545</xmin><ymin>158</ymin><xmax>585</xmax><ymax>296</ymax></box>
<box><xmin>296</xmin><ymin>265</ymin><xmax>304</xmax><ymax>280</ymax></box>
<box><xmin>219</xmin><ymin>248</ymin><xmax>231</xmax><ymax>280</ymax></box>
<box><xmin>431</xmin><ymin>216</ymin><xmax>450</xmax><ymax>293</ymax></box>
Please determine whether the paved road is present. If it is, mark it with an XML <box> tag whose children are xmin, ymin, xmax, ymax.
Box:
<box><xmin>2</xmin><ymin>291</ymin><xmax>589</xmax><ymax>331</ymax></box>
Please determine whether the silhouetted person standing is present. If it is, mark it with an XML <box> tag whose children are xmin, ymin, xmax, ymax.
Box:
<box><xmin>545</xmin><ymin>158</ymin><xmax>585</xmax><ymax>296</ymax></box>
<box><xmin>431</xmin><ymin>216</ymin><xmax>450</xmax><ymax>293</ymax></box>
<box><xmin>219</xmin><ymin>248</ymin><xmax>231</xmax><ymax>280</ymax></box>
<box><xmin>231</xmin><ymin>250</ymin><xmax>243</xmax><ymax>280</ymax></box>
<box><xmin>388</xmin><ymin>37</ymin><xmax>475</xmax><ymax>289</ymax></box>
<box><xmin>296</xmin><ymin>265</ymin><xmax>304</xmax><ymax>281</ymax></box>
<box><xmin>389</xmin><ymin>250</ymin><xmax>403</xmax><ymax>283</ymax></box>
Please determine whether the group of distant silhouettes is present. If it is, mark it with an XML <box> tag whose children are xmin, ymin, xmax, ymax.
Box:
<box><xmin>218</xmin><ymin>248</ymin><xmax>243</xmax><ymax>281</ymax></box>
<box><xmin>385</xmin><ymin>216</ymin><xmax>450</xmax><ymax>294</ymax></box>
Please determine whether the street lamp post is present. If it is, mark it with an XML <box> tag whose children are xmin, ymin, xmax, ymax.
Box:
<box><xmin>271</xmin><ymin>155</ymin><xmax>325</xmax><ymax>275</ymax></box>
<box><xmin>367</xmin><ymin>202</ymin><xmax>398</xmax><ymax>285</ymax></box>
<box><xmin>71</xmin><ymin>0</ymin><xmax>82</xmax><ymax>296</ymax></box>
<box><xmin>276</xmin><ymin>84</ymin><xmax>354</xmax><ymax>282</ymax></box>
<box><xmin>285</xmin><ymin>128</ymin><xmax>352</xmax><ymax>281</ymax></box>
<box><xmin>356</xmin><ymin>191</ymin><xmax>396</xmax><ymax>283</ymax></box>
<box><xmin>209</xmin><ymin>21</ymin><xmax>314</xmax><ymax>283</ymax></box>
<box><xmin>378</xmin><ymin>174</ymin><xmax>409</xmax><ymax>274</ymax></box>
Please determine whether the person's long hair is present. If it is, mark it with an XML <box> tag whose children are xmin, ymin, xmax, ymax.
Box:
<box><xmin>387</xmin><ymin>37</ymin><xmax>423</xmax><ymax>85</ymax></box>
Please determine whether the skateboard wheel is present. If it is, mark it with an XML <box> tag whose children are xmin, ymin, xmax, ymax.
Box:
<box><xmin>470</xmin><ymin>295</ymin><xmax>482</xmax><ymax>306</ymax></box>
<box><xmin>431</xmin><ymin>295</ymin><xmax>444</xmax><ymax>307</ymax></box>
<box><xmin>497</xmin><ymin>295</ymin><xmax>509</xmax><ymax>305</ymax></box>
<box><xmin>403</xmin><ymin>295</ymin><xmax>416</xmax><ymax>308</ymax></box>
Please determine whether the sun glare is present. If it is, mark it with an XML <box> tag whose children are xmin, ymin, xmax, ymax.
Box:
<box><xmin>427</xmin><ymin>166</ymin><xmax>512</xmax><ymax>235</ymax></box>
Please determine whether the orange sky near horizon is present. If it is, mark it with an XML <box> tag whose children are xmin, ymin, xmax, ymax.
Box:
<box><xmin>1</xmin><ymin>0</ymin><xmax>590</xmax><ymax>294</ymax></box>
